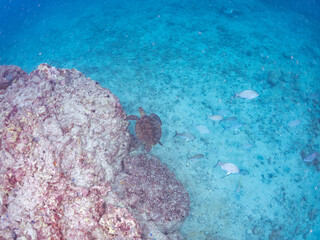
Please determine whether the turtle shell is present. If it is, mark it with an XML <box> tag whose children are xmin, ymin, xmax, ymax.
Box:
<box><xmin>135</xmin><ymin>115</ymin><xmax>162</xmax><ymax>146</ymax></box>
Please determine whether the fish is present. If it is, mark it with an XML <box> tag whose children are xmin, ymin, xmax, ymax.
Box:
<box><xmin>174</xmin><ymin>131</ymin><xmax>196</xmax><ymax>141</ymax></box>
<box><xmin>234</xmin><ymin>90</ymin><xmax>259</xmax><ymax>99</ymax></box>
<box><xmin>303</xmin><ymin>152</ymin><xmax>318</xmax><ymax>162</ymax></box>
<box><xmin>195</xmin><ymin>125</ymin><xmax>210</xmax><ymax>134</ymax></box>
<box><xmin>214</xmin><ymin>160</ymin><xmax>240</xmax><ymax>175</ymax></box>
<box><xmin>288</xmin><ymin>119</ymin><xmax>301</xmax><ymax>127</ymax></box>
<box><xmin>208</xmin><ymin>115</ymin><xmax>223</xmax><ymax>121</ymax></box>
<box><xmin>188</xmin><ymin>154</ymin><xmax>204</xmax><ymax>160</ymax></box>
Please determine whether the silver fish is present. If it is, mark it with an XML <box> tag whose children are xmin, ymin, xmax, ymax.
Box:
<box><xmin>174</xmin><ymin>131</ymin><xmax>196</xmax><ymax>141</ymax></box>
<box><xmin>214</xmin><ymin>160</ymin><xmax>239</xmax><ymax>175</ymax></box>
<box><xmin>303</xmin><ymin>152</ymin><xmax>318</xmax><ymax>162</ymax></box>
<box><xmin>188</xmin><ymin>154</ymin><xmax>204</xmax><ymax>160</ymax></box>
<box><xmin>234</xmin><ymin>90</ymin><xmax>259</xmax><ymax>99</ymax></box>
<box><xmin>208</xmin><ymin>115</ymin><xmax>223</xmax><ymax>121</ymax></box>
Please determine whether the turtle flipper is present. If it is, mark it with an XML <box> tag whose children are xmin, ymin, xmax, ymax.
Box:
<box><xmin>125</xmin><ymin>115</ymin><xmax>140</xmax><ymax>121</ymax></box>
<box><xmin>158</xmin><ymin>141</ymin><xmax>163</xmax><ymax>146</ymax></box>
<box><xmin>150</xmin><ymin>113</ymin><xmax>162</xmax><ymax>125</ymax></box>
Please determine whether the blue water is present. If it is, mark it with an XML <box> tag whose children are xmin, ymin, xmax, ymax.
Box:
<box><xmin>1</xmin><ymin>0</ymin><xmax>320</xmax><ymax>239</ymax></box>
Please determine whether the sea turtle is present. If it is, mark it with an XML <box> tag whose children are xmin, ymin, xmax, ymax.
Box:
<box><xmin>126</xmin><ymin>107</ymin><xmax>162</xmax><ymax>151</ymax></box>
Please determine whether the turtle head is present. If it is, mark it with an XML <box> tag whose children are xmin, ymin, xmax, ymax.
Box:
<box><xmin>138</xmin><ymin>107</ymin><xmax>146</xmax><ymax>117</ymax></box>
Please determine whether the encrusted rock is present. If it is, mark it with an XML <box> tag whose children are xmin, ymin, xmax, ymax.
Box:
<box><xmin>117</xmin><ymin>154</ymin><xmax>190</xmax><ymax>236</ymax></box>
<box><xmin>0</xmin><ymin>65</ymin><xmax>27</xmax><ymax>91</ymax></box>
<box><xmin>0</xmin><ymin>64</ymin><xmax>189</xmax><ymax>239</ymax></box>
<box><xmin>0</xmin><ymin>64</ymin><xmax>132</xmax><ymax>239</ymax></box>
<box><xmin>97</xmin><ymin>204</ymin><xmax>141</xmax><ymax>239</ymax></box>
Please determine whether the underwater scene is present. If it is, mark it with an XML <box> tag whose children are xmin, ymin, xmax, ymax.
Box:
<box><xmin>0</xmin><ymin>0</ymin><xmax>320</xmax><ymax>239</ymax></box>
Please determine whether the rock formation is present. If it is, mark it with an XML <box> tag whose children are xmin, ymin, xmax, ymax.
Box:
<box><xmin>0</xmin><ymin>64</ymin><xmax>189</xmax><ymax>240</ymax></box>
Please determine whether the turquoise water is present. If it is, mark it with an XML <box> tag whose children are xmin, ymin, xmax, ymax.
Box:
<box><xmin>1</xmin><ymin>0</ymin><xmax>319</xmax><ymax>239</ymax></box>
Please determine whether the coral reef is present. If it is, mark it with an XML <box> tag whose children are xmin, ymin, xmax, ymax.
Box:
<box><xmin>0</xmin><ymin>64</ymin><xmax>189</xmax><ymax>239</ymax></box>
